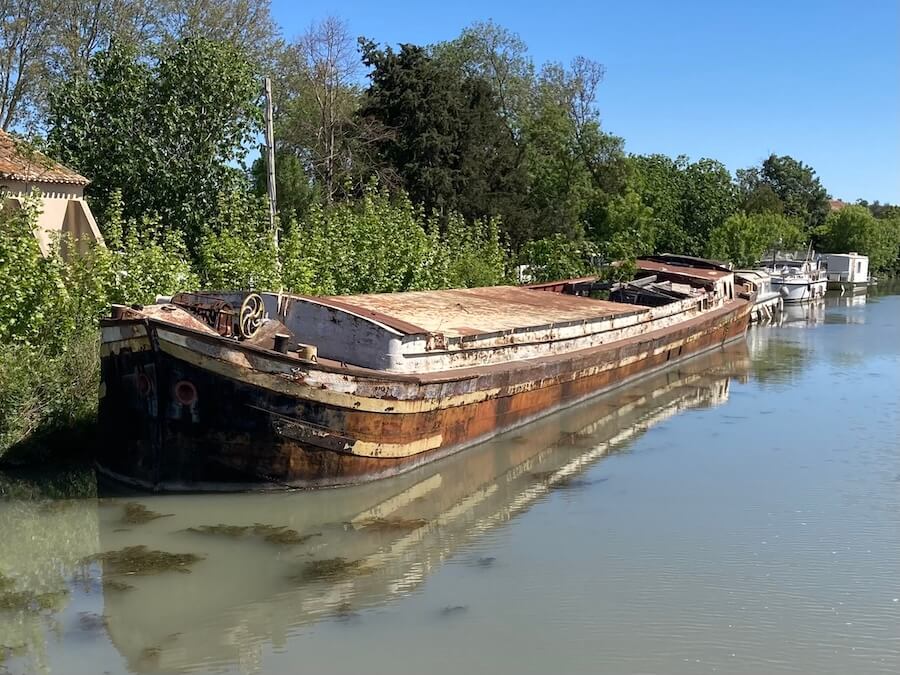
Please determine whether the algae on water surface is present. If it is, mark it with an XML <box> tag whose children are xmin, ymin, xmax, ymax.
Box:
<box><xmin>354</xmin><ymin>517</ymin><xmax>429</xmax><ymax>533</ymax></box>
<box><xmin>83</xmin><ymin>546</ymin><xmax>203</xmax><ymax>576</ymax></box>
<box><xmin>185</xmin><ymin>523</ymin><xmax>321</xmax><ymax>546</ymax></box>
<box><xmin>121</xmin><ymin>502</ymin><xmax>174</xmax><ymax>525</ymax></box>
<box><xmin>293</xmin><ymin>557</ymin><xmax>372</xmax><ymax>583</ymax></box>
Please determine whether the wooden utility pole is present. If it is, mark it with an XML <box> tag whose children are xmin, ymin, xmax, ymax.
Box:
<box><xmin>263</xmin><ymin>77</ymin><xmax>278</xmax><ymax>249</ymax></box>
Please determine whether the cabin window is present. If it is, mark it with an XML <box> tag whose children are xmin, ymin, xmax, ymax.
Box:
<box><xmin>857</xmin><ymin>261</ymin><xmax>862</xmax><ymax>274</ymax></box>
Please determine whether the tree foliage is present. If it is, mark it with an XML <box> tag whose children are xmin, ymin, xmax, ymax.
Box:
<box><xmin>737</xmin><ymin>155</ymin><xmax>829</xmax><ymax>232</ymax></box>
<box><xmin>1</xmin><ymin>0</ymin><xmax>277</xmax><ymax>132</ymax></box>
<box><xmin>817</xmin><ymin>205</ymin><xmax>900</xmax><ymax>273</ymax></box>
<box><xmin>358</xmin><ymin>39</ymin><xmax>526</xmax><ymax>239</ymax></box>
<box><xmin>279</xmin><ymin>185</ymin><xmax>509</xmax><ymax>296</ymax></box>
<box><xmin>48</xmin><ymin>37</ymin><xmax>261</xmax><ymax>247</ymax></box>
<box><xmin>250</xmin><ymin>150</ymin><xmax>317</xmax><ymax>222</ymax></box>
<box><xmin>520</xmin><ymin>233</ymin><xmax>596</xmax><ymax>283</ymax></box>
<box><xmin>274</xmin><ymin>17</ymin><xmax>369</xmax><ymax>203</ymax></box>
<box><xmin>706</xmin><ymin>212</ymin><xmax>804</xmax><ymax>268</ymax></box>
<box><xmin>627</xmin><ymin>154</ymin><xmax>738</xmax><ymax>257</ymax></box>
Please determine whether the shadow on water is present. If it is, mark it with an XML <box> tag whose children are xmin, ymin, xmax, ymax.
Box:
<box><xmin>4</xmin><ymin>342</ymin><xmax>753</xmax><ymax>673</ymax></box>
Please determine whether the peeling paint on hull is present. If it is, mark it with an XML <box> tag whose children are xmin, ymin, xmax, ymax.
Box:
<box><xmin>97</xmin><ymin>299</ymin><xmax>751</xmax><ymax>491</ymax></box>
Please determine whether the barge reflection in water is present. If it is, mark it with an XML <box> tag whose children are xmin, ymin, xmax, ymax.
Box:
<box><xmin>2</xmin><ymin>343</ymin><xmax>749</xmax><ymax>674</ymax></box>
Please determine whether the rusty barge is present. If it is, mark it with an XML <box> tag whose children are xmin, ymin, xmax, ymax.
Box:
<box><xmin>97</xmin><ymin>257</ymin><xmax>751</xmax><ymax>491</ymax></box>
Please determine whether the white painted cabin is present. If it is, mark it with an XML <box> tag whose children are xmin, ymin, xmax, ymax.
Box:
<box><xmin>820</xmin><ymin>253</ymin><xmax>869</xmax><ymax>290</ymax></box>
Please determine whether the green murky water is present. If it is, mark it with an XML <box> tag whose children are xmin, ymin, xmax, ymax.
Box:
<box><xmin>2</xmin><ymin>288</ymin><xmax>898</xmax><ymax>674</ymax></box>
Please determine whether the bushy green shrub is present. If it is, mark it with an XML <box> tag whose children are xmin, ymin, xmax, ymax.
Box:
<box><xmin>0</xmin><ymin>336</ymin><xmax>99</xmax><ymax>459</ymax></box>
<box><xmin>0</xmin><ymin>198</ymin><xmax>74</xmax><ymax>347</ymax></box>
<box><xmin>288</xmin><ymin>188</ymin><xmax>431</xmax><ymax>295</ymax></box>
<box><xmin>520</xmin><ymin>233</ymin><xmax>597</xmax><ymax>283</ymax></box>
<box><xmin>0</xmin><ymin>193</ymin><xmax>196</xmax><ymax>461</ymax></box>
<box><xmin>280</xmin><ymin>186</ymin><xmax>510</xmax><ymax>295</ymax></box>
<box><xmin>196</xmin><ymin>191</ymin><xmax>280</xmax><ymax>290</ymax></box>
<box><xmin>0</xmin><ymin>198</ymin><xmax>100</xmax><ymax>461</ymax></box>
<box><xmin>100</xmin><ymin>191</ymin><xmax>198</xmax><ymax>304</ymax></box>
<box><xmin>428</xmin><ymin>215</ymin><xmax>510</xmax><ymax>289</ymax></box>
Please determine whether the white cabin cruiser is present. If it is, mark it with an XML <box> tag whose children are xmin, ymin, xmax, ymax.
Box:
<box><xmin>760</xmin><ymin>258</ymin><xmax>827</xmax><ymax>303</ymax></box>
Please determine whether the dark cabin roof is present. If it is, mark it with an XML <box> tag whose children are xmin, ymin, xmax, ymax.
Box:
<box><xmin>0</xmin><ymin>130</ymin><xmax>89</xmax><ymax>186</ymax></box>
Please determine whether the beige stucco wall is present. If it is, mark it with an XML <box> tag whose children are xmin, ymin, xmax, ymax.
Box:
<box><xmin>1</xmin><ymin>179</ymin><xmax>103</xmax><ymax>258</ymax></box>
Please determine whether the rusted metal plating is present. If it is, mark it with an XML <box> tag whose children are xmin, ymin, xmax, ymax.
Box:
<box><xmin>171</xmin><ymin>292</ymin><xmax>237</xmax><ymax>337</ymax></box>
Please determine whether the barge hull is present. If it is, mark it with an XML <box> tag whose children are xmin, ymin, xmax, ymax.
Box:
<box><xmin>97</xmin><ymin>300</ymin><xmax>750</xmax><ymax>491</ymax></box>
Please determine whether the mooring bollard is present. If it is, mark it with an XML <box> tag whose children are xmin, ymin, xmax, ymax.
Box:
<box><xmin>273</xmin><ymin>333</ymin><xmax>290</xmax><ymax>354</ymax></box>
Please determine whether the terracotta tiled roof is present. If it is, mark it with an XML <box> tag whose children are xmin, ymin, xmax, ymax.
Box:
<box><xmin>828</xmin><ymin>199</ymin><xmax>847</xmax><ymax>211</ymax></box>
<box><xmin>0</xmin><ymin>130</ymin><xmax>89</xmax><ymax>185</ymax></box>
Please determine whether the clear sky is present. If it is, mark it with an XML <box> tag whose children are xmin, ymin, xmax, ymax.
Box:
<box><xmin>271</xmin><ymin>0</ymin><xmax>900</xmax><ymax>203</ymax></box>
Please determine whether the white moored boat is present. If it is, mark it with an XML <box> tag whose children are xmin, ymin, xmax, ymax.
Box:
<box><xmin>735</xmin><ymin>269</ymin><xmax>783</xmax><ymax>323</ymax></box>
<box><xmin>760</xmin><ymin>258</ymin><xmax>827</xmax><ymax>303</ymax></box>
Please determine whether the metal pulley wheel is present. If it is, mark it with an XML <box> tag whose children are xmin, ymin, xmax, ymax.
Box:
<box><xmin>238</xmin><ymin>293</ymin><xmax>266</xmax><ymax>339</ymax></box>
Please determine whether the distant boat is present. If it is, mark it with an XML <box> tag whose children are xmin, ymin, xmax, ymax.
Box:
<box><xmin>735</xmin><ymin>269</ymin><xmax>783</xmax><ymax>322</ymax></box>
<box><xmin>760</xmin><ymin>258</ymin><xmax>827</xmax><ymax>303</ymax></box>
<box><xmin>97</xmin><ymin>258</ymin><xmax>751</xmax><ymax>492</ymax></box>
<box><xmin>820</xmin><ymin>252</ymin><xmax>871</xmax><ymax>293</ymax></box>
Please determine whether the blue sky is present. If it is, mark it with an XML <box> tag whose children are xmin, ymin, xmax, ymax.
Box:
<box><xmin>271</xmin><ymin>0</ymin><xmax>899</xmax><ymax>203</ymax></box>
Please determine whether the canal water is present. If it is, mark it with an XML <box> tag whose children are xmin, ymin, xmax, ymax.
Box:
<box><xmin>1</xmin><ymin>289</ymin><xmax>898</xmax><ymax>675</ymax></box>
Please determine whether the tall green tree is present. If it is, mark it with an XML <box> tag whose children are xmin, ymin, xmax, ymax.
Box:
<box><xmin>519</xmin><ymin>58</ymin><xmax>626</xmax><ymax>246</ymax></box>
<box><xmin>250</xmin><ymin>150</ymin><xmax>317</xmax><ymax>222</ymax></box>
<box><xmin>682</xmin><ymin>158</ymin><xmax>737</xmax><ymax>250</ymax></box>
<box><xmin>521</xmin><ymin>97</ymin><xmax>594</xmax><ymax>243</ymax></box>
<box><xmin>736</xmin><ymin>168</ymin><xmax>783</xmax><ymax>214</ymax></box>
<box><xmin>358</xmin><ymin>39</ymin><xmax>526</xmax><ymax>239</ymax></box>
<box><xmin>273</xmin><ymin>17</ymin><xmax>377</xmax><ymax>204</ymax></box>
<box><xmin>0</xmin><ymin>0</ymin><xmax>58</xmax><ymax>129</ymax></box>
<box><xmin>628</xmin><ymin>154</ymin><xmax>690</xmax><ymax>254</ymax></box>
<box><xmin>588</xmin><ymin>190</ymin><xmax>655</xmax><ymax>258</ymax></box>
<box><xmin>738</xmin><ymin>154</ymin><xmax>829</xmax><ymax>230</ymax></box>
<box><xmin>436</xmin><ymin>20</ymin><xmax>534</xmax><ymax>141</ymax></box>
<box><xmin>48</xmin><ymin>37</ymin><xmax>261</xmax><ymax>247</ymax></box>
<box><xmin>2</xmin><ymin>0</ymin><xmax>276</xmax><ymax>131</ymax></box>
<box><xmin>627</xmin><ymin>154</ymin><xmax>737</xmax><ymax>256</ymax></box>
<box><xmin>856</xmin><ymin>199</ymin><xmax>900</xmax><ymax>220</ymax></box>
